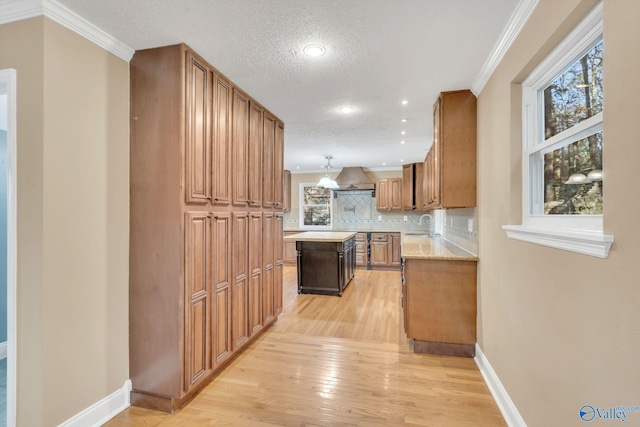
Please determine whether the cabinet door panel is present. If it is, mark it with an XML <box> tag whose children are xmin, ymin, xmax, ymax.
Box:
<box><xmin>232</xmin><ymin>213</ymin><xmax>248</xmax><ymax>349</ymax></box>
<box><xmin>232</xmin><ymin>89</ymin><xmax>249</xmax><ymax>206</ymax></box>
<box><xmin>185</xmin><ymin>54</ymin><xmax>211</xmax><ymax>204</ymax></box>
<box><xmin>214</xmin><ymin>285</ymin><xmax>231</xmax><ymax>365</ymax></box>
<box><xmin>263</xmin><ymin>213</ymin><xmax>275</xmax><ymax>324</ymax></box>
<box><xmin>273</xmin><ymin>121</ymin><xmax>285</xmax><ymax>209</ymax></box>
<box><xmin>248</xmin><ymin>103</ymin><xmax>263</xmax><ymax>207</ymax></box>
<box><xmin>402</xmin><ymin>164</ymin><xmax>414</xmax><ymax>210</ymax></box>
<box><xmin>213</xmin><ymin>74</ymin><xmax>232</xmax><ymax>205</ymax></box>
<box><xmin>262</xmin><ymin>114</ymin><xmax>276</xmax><ymax>208</ymax></box>
<box><xmin>370</xmin><ymin>241</ymin><xmax>389</xmax><ymax>266</ymax></box>
<box><xmin>390</xmin><ymin>178</ymin><xmax>403</xmax><ymax>210</ymax></box>
<box><xmin>376</xmin><ymin>179</ymin><xmax>389</xmax><ymax>211</ymax></box>
<box><xmin>389</xmin><ymin>233</ymin><xmax>401</xmax><ymax>267</ymax></box>
<box><xmin>184</xmin><ymin>212</ymin><xmax>212</xmax><ymax>391</ymax></box>
<box><xmin>274</xmin><ymin>262</ymin><xmax>283</xmax><ymax>315</ymax></box>
<box><xmin>212</xmin><ymin>212</ymin><xmax>231</xmax><ymax>366</ymax></box>
<box><xmin>249</xmin><ymin>213</ymin><xmax>262</xmax><ymax>335</ymax></box>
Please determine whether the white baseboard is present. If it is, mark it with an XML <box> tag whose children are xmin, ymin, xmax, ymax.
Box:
<box><xmin>0</xmin><ymin>341</ymin><xmax>7</xmax><ymax>359</ymax></box>
<box><xmin>58</xmin><ymin>379</ymin><xmax>131</xmax><ymax>427</ymax></box>
<box><xmin>474</xmin><ymin>344</ymin><xmax>527</xmax><ymax>427</ymax></box>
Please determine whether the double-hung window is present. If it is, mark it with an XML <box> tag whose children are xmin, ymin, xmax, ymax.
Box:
<box><xmin>299</xmin><ymin>183</ymin><xmax>333</xmax><ymax>229</ymax></box>
<box><xmin>504</xmin><ymin>2</ymin><xmax>614</xmax><ymax>258</ymax></box>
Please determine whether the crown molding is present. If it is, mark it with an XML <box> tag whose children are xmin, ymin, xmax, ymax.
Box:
<box><xmin>471</xmin><ymin>0</ymin><xmax>540</xmax><ymax>96</ymax></box>
<box><xmin>0</xmin><ymin>0</ymin><xmax>134</xmax><ymax>62</ymax></box>
<box><xmin>0</xmin><ymin>0</ymin><xmax>42</xmax><ymax>24</ymax></box>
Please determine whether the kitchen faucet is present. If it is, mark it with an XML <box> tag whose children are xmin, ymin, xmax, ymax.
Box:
<box><xmin>418</xmin><ymin>213</ymin><xmax>434</xmax><ymax>236</ymax></box>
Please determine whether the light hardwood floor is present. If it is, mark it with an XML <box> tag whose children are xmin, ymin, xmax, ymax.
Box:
<box><xmin>106</xmin><ymin>267</ymin><xmax>506</xmax><ymax>426</ymax></box>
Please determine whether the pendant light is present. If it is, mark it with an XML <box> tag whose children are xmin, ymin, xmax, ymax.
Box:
<box><xmin>317</xmin><ymin>156</ymin><xmax>339</xmax><ymax>189</ymax></box>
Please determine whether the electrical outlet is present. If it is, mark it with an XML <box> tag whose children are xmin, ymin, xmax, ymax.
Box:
<box><xmin>378</xmin><ymin>215</ymin><xmax>382</xmax><ymax>222</ymax></box>
<box><xmin>403</xmin><ymin>215</ymin><xmax>408</xmax><ymax>222</ymax></box>
<box><xmin>468</xmin><ymin>219</ymin><xmax>474</xmax><ymax>232</ymax></box>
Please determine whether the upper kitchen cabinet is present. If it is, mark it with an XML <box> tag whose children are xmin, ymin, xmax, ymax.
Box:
<box><xmin>283</xmin><ymin>170</ymin><xmax>291</xmax><ymax>213</ymax></box>
<box><xmin>273</xmin><ymin>121</ymin><xmax>285</xmax><ymax>210</ymax></box>
<box><xmin>248</xmin><ymin>102</ymin><xmax>264</xmax><ymax>207</ymax></box>
<box><xmin>212</xmin><ymin>73</ymin><xmax>232</xmax><ymax>206</ymax></box>
<box><xmin>262</xmin><ymin>113</ymin><xmax>276</xmax><ymax>208</ymax></box>
<box><xmin>232</xmin><ymin>88</ymin><xmax>250</xmax><ymax>206</ymax></box>
<box><xmin>402</xmin><ymin>163</ymin><xmax>424</xmax><ymax>210</ymax></box>
<box><xmin>185</xmin><ymin>52</ymin><xmax>212</xmax><ymax>204</ymax></box>
<box><xmin>376</xmin><ymin>178</ymin><xmax>402</xmax><ymax>211</ymax></box>
<box><xmin>422</xmin><ymin>90</ymin><xmax>477</xmax><ymax>210</ymax></box>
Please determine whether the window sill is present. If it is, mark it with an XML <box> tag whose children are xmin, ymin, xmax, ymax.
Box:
<box><xmin>502</xmin><ymin>225</ymin><xmax>614</xmax><ymax>258</ymax></box>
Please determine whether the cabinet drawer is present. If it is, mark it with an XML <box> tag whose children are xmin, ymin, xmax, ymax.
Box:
<box><xmin>355</xmin><ymin>232</ymin><xmax>367</xmax><ymax>242</ymax></box>
<box><xmin>371</xmin><ymin>233</ymin><xmax>388</xmax><ymax>242</ymax></box>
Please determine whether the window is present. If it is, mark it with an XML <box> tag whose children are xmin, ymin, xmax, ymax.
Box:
<box><xmin>503</xmin><ymin>2</ymin><xmax>614</xmax><ymax>258</ymax></box>
<box><xmin>299</xmin><ymin>183</ymin><xmax>333</xmax><ymax>229</ymax></box>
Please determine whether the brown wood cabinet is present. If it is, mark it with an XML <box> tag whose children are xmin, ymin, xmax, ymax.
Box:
<box><xmin>212</xmin><ymin>74</ymin><xmax>232</xmax><ymax>206</ymax></box>
<box><xmin>355</xmin><ymin>232</ymin><xmax>368</xmax><ymax>267</ymax></box>
<box><xmin>283</xmin><ymin>170</ymin><xmax>291</xmax><ymax>213</ymax></box>
<box><xmin>262</xmin><ymin>114</ymin><xmax>276</xmax><ymax>208</ymax></box>
<box><xmin>274</xmin><ymin>121</ymin><xmax>285</xmax><ymax>209</ymax></box>
<box><xmin>248</xmin><ymin>103</ymin><xmax>263</xmax><ymax>207</ymax></box>
<box><xmin>421</xmin><ymin>90</ymin><xmax>477</xmax><ymax>210</ymax></box>
<box><xmin>401</xmin><ymin>164</ymin><xmax>414</xmax><ymax>210</ymax></box>
<box><xmin>232</xmin><ymin>88</ymin><xmax>250</xmax><ymax>207</ymax></box>
<box><xmin>369</xmin><ymin>232</ymin><xmax>401</xmax><ymax>269</ymax></box>
<box><xmin>402</xmin><ymin>258</ymin><xmax>477</xmax><ymax>357</ymax></box>
<box><xmin>184</xmin><ymin>211</ymin><xmax>212</xmax><ymax>391</ymax></box>
<box><xmin>212</xmin><ymin>212</ymin><xmax>231</xmax><ymax>368</ymax></box>
<box><xmin>129</xmin><ymin>43</ymin><xmax>284</xmax><ymax>413</ymax></box>
<box><xmin>376</xmin><ymin>178</ymin><xmax>402</xmax><ymax>211</ymax></box>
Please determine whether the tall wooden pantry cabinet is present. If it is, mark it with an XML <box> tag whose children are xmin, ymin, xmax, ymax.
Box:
<box><xmin>130</xmin><ymin>43</ymin><xmax>285</xmax><ymax>412</ymax></box>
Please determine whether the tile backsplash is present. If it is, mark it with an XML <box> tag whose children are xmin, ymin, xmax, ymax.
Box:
<box><xmin>284</xmin><ymin>191</ymin><xmax>478</xmax><ymax>256</ymax></box>
<box><xmin>443</xmin><ymin>208</ymin><xmax>478</xmax><ymax>256</ymax></box>
<box><xmin>284</xmin><ymin>190</ymin><xmax>433</xmax><ymax>231</ymax></box>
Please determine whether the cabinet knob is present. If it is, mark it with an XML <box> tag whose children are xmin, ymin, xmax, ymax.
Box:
<box><xmin>206</xmin><ymin>196</ymin><xmax>212</xmax><ymax>200</ymax></box>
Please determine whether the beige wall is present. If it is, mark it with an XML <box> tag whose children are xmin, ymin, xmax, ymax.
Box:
<box><xmin>0</xmin><ymin>17</ymin><xmax>130</xmax><ymax>426</ymax></box>
<box><xmin>477</xmin><ymin>1</ymin><xmax>640</xmax><ymax>426</ymax></box>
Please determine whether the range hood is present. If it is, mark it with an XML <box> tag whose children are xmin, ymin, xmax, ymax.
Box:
<box><xmin>334</xmin><ymin>167</ymin><xmax>376</xmax><ymax>191</ymax></box>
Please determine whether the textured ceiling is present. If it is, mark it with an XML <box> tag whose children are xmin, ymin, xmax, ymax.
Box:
<box><xmin>56</xmin><ymin>0</ymin><xmax>519</xmax><ymax>172</ymax></box>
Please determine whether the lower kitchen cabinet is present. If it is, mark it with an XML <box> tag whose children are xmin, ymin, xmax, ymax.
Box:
<box><xmin>369</xmin><ymin>232</ymin><xmax>401</xmax><ymax>269</ymax></box>
<box><xmin>402</xmin><ymin>258</ymin><xmax>477</xmax><ymax>357</ymax></box>
<box><xmin>355</xmin><ymin>232</ymin><xmax>368</xmax><ymax>267</ymax></box>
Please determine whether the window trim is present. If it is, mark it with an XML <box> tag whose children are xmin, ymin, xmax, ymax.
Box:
<box><xmin>299</xmin><ymin>182</ymin><xmax>333</xmax><ymax>230</ymax></box>
<box><xmin>503</xmin><ymin>1</ymin><xmax>614</xmax><ymax>258</ymax></box>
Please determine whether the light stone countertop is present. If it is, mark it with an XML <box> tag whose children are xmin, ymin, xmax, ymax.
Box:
<box><xmin>283</xmin><ymin>231</ymin><xmax>357</xmax><ymax>243</ymax></box>
<box><xmin>401</xmin><ymin>233</ymin><xmax>478</xmax><ymax>261</ymax></box>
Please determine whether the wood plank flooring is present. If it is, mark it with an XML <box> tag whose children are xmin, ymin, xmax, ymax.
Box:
<box><xmin>106</xmin><ymin>267</ymin><xmax>506</xmax><ymax>426</ymax></box>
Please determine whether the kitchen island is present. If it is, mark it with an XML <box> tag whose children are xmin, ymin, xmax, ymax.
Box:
<box><xmin>283</xmin><ymin>231</ymin><xmax>357</xmax><ymax>296</ymax></box>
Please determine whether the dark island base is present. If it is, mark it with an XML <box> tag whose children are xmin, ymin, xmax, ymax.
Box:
<box><xmin>411</xmin><ymin>339</ymin><xmax>475</xmax><ymax>358</ymax></box>
<box><xmin>296</xmin><ymin>239</ymin><xmax>356</xmax><ymax>296</ymax></box>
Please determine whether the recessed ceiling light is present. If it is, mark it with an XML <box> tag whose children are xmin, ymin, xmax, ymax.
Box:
<box><xmin>382</xmin><ymin>163</ymin><xmax>386</xmax><ymax>166</ymax></box>
<box><xmin>401</xmin><ymin>119</ymin><xmax>408</xmax><ymax>122</ymax></box>
<box><xmin>296</xmin><ymin>166</ymin><xmax>300</xmax><ymax>169</ymax></box>
<box><xmin>401</xmin><ymin>100</ymin><xmax>408</xmax><ymax>105</ymax></box>
<box><xmin>400</xmin><ymin>159</ymin><xmax>404</xmax><ymax>162</ymax></box>
<box><xmin>401</xmin><ymin>141</ymin><xmax>405</xmax><ymax>144</ymax></box>
<box><xmin>339</xmin><ymin>106</ymin><xmax>356</xmax><ymax>114</ymax></box>
<box><xmin>303</xmin><ymin>44</ymin><xmax>326</xmax><ymax>57</ymax></box>
<box><xmin>401</xmin><ymin>131</ymin><xmax>406</xmax><ymax>135</ymax></box>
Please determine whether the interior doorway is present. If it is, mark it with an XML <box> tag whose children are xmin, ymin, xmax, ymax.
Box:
<box><xmin>0</xmin><ymin>68</ymin><xmax>17</xmax><ymax>427</ymax></box>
